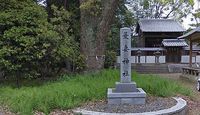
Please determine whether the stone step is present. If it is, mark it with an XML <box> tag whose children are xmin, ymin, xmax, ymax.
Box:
<box><xmin>131</xmin><ymin>64</ymin><xmax>169</xmax><ymax>73</ymax></box>
<box><xmin>115</xmin><ymin>63</ymin><xmax>188</xmax><ymax>73</ymax></box>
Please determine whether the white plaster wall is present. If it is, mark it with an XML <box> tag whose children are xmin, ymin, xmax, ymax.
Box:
<box><xmin>117</xmin><ymin>55</ymin><xmax>198</xmax><ymax>64</ymax></box>
<box><xmin>117</xmin><ymin>56</ymin><xmax>165</xmax><ymax>63</ymax></box>
<box><xmin>146</xmin><ymin>56</ymin><xmax>155</xmax><ymax>63</ymax></box>
<box><xmin>181</xmin><ymin>55</ymin><xmax>196</xmax><ymax>63</ymax></box>
<box><xmin>140</xmin><ymin>56</ymin><xmax>145</xmax><ymax>63</ymax></box>
<box><xmin>196</xmin><ymin>56</ymin><xmax>200</xmax><ymax>63</ymax></box>
<box><xmin>159</xmin><ymin>56</ymin><xmax>166</xmax><ymax>63</ymax></box>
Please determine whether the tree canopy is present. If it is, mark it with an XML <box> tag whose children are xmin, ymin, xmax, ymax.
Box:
<box><xmin>127</xmin><ymin>0</ymin><xmax>194</xmax><ymax>21</ymax></box>
<box><xmin>0</xmin><ymin>0</ymin><xmax>81</xmax><ymax>82</ymax></box>
<box><xmin>0</xmin><ymin>0</ymin><xmax>199</xmax><ymax>82</ymax></box>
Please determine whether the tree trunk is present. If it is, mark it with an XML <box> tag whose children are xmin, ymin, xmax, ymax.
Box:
<box><xmin>64</xmin><ymin>0</ymin><xmax>68</xmax><ymax>10</ymax></box>
<box><xmin>16</xmin><ymin>71</ymin><xmax>20</xmax><ymax>88</ymax></box>
<box><xmin>80</xmin><ymin>0</ymin><xmax>119</xmax><ymax>71</ymax></box>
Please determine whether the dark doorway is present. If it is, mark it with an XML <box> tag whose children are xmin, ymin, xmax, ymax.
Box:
<box><xmin>166</xmin><ymin>47</ymin><xmax>181</xmax><ymax>63</ymax></box>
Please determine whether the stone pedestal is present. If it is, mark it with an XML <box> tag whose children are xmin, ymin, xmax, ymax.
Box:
<box><xmin>108</xmin><ymin>82</ymin><xmax>146</xmax><ymax>105</ymax></box>
<box><xmin>107</xmin><ymin>27</ymin><xmax>146</xmax><ymax>105</ymax></box>
<box><xmin>115</xmin><ymin>82</ymin><xmax>137</xmax><ymax>92</ymax></box>
<box><xmin>107</xmin><ymin>88</ymin><xmax>146</xmax><ymax>104</ymax></box>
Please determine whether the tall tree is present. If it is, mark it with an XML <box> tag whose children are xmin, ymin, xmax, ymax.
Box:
<box><xmin>127</xmin><ymin>0</ymin><xmax>194</xmax><ymax>20</ymax></box>
<box><xmin>0</xmin><ymin>0</ymin><xmax>79</xmax><ymax>85</ymax></box>
<box><xmin>105</xmin><ymin>0</ymin><xmax>135</xmax><ymax>68</ymax></box>
<box><xmin>190</xmin><ymin>8</ymin><xmax>200</xmax><ymax>27</ymax></box>
<box><xmin>38</xmin><ymin>0</ymin><xmax>80</xmax><ymax>42</ymax></box>
<box><xmin>79</xmin><ymin>0</ymin><xmax>119</xmax><ymax>71</ymax></box>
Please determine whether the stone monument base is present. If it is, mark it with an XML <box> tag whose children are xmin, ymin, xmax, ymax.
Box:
<box><xmin>107</xmin><ymin>87</ymin><xmax>146</xmax><ymax>105</ymax></box>
<box><xmin>115</xmin><ymin>82</ymin><xmax>137</xmax><ymax>92</ymax></box>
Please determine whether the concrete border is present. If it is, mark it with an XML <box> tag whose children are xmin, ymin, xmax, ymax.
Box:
<box><xmin>73</xmin><ymin>97</ymin><xmax>187</xmax><ymax>115</ymax></box>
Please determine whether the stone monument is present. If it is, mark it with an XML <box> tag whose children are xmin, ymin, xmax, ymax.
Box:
<box><xmin>107</xmin><ymin>27</ymin><xmax>146</xmax><ymax>105</ymax></box>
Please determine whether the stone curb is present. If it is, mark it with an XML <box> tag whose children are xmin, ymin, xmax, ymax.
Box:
<box><xmin>73</xmin><ymin>97</ymin><xmax>187</xmax><ymax>115</ymax></box>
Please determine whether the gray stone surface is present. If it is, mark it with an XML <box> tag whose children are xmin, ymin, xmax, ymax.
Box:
<box><xmin>168</xmin><ymin>64</ymin><xmax>188</xmax><ymax>73</ymax></box>
<box><xmin>107</xmin><ymin>27</ymin><xmax>146</xmax><ymax>105</ymax></box>
<box><xmin>115</xmin><ymin>82</ymin><xmax>137</xmax><ymax>92</ymax></box>
<box><xmin>107</xmin><ymin>88</ymin><xmax>146</xmax><ymax>105</ymax></box>
<box><xmin>120</xmin><ymin>27</ymin><xmax>131</xmax><ymax>83</ymax></box>
<box><xmin>73</xmin><ymin>97</ymin><xmax>187</xmax><ymax>115</ymax></box>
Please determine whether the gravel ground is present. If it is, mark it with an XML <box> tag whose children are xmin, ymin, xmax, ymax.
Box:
<box><xmin>0</xmin><ymin>106</ymin><xmax>15</xmax><ymax>115</ymax></box>
<box><xmin>76</xmin><ymin>96</ymin><xmax>176</xmax><ymax>113</ymax></box>
<box><xmin>34</xmin><ymin>110</ymin><xmax>74</xmax><ymax>115</ymax></box>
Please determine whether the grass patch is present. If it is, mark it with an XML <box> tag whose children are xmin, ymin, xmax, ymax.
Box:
<box><xmin>0</xmin><ymin>69</ymin><xmax>192</xmax><ymax>115</ymax></box>
<box><xmin>135</xmin><ymin>74</ymin><xmax>191</xmax><ymax>97</ymax></box>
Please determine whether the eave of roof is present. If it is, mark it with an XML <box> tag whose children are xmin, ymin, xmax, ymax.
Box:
<box><xmin>162</xmin><ymin>39</ymin><xmax>188</xmax><ymax>47</ymax></box>
<box><xmin>178</xmin><ymin>27</ymin><xmax>200</xmax><ymax>39</ymax></box>
<box><xmin>136</xmin><ymin>19</ymin><xmax>186</xmax><ymax>33</ymax></box>
<box><xmin>131</xmin><ymin>47</ymin><xmax>165</xmax><ymax>51</ymax></box>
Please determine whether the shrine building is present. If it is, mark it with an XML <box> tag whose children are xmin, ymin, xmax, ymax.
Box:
<box><xmin>129</xmin><ymin>19</ymin><xmax>200</xmax><ymax>64</ymax></box>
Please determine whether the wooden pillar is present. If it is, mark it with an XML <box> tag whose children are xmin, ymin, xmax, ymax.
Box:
<box><xmin>189</xmin><ymin>39</ymin><xmax>193</xmax><ymax>67</ymax></box>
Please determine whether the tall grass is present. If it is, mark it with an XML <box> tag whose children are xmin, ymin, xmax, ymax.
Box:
<box><xmin>134</xmin><ymin>74</ymin><xmax>191</xmax><ymax>97</ymax></box>
<box><xmin>0</xmin><ymin>69</ymin><xmax>191</xmax><ymax>115</ymax></box>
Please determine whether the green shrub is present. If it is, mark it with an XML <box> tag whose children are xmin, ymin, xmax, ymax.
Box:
<box><xmin>0</xmin><ymin>0</ymin><xmax>80</xmax><ymax>80</ymax></box>
<box><xmin>104</xmin><ymin>51</ymin><xmax>116</xmax><ymax>68</ymax></box>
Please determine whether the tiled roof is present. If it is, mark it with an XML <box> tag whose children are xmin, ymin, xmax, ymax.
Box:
<box><xmin>162</xmin><ymin>39</ymin><xmax>188</xmax><ymax>47</ymax></box>
<box><xmin>178</xmin><ymin>27</ymin><xmax>200</xmax><ymax>39</ymax></box>
<box><xmin>131</xmin><ymin>47</ymin><xmax>165</xmax><ymax>51</ymax></box>
<box><xmin>137</xmin><ymin>19</ymin><xmax>186</xmax><ymax>32</ymax></box>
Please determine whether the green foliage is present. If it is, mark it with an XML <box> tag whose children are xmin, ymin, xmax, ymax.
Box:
<box><xmin>0</xmin><ymin>0</ymin><xmax>55</xmax><ymax>78</ymax></box>
<box><xmin>106</xmin><ymin>1</ymin><xmax>135</xmax><ymax>56</ymax></box>
<box><xmin>50</xmin><ymin>5</ymin><xmax>85</xmax><ymax>72</ymax></box>
<box><xmin>188</xmin><ymin>0</ymin><xmax>194</xmax><ymax>6</ymax></box>
<box><xmin>190</xmin><ymin>9</ymin><xmax>200</xmax><ymax>27</ymax></box>
<box><xmin>128</xmin><ymin>0</ymin><xmax>194</xmax><ymax>20</ymax></box>
<box><xmin>104</xmin><ymin>51</ymin><xmax>116</xmax><ymax>68</ymax></box>
<box><xmin>80</xmin><ymin>0</ymin><xmax>102</xmax><ymax>16</ymax></box>
<box><xmin>73</xmin><ymin>54</ymin><xmax>86</xmax><ymax>72</ymax></box>
<box><xmin>46</xmin><ymin>0</ymin><xmax>81</xmax><ymax>42</ymax></box>
<box><xmin>107</xmin><ymin>25</ymin><xmax>120</xmax><ymax>51</ymax></box>
<box><xmin>0</xmin><ymin>0</ymin><xmax>82</xmax><ymax>79</ymax></box>
<box><xmin>143</xmin><ymin>0</ymin><xmax>149</xmax><ymax>9</ymax></box>
<box><xmin>0</xmin><ymin>69</ymin><xmax>192</xmax><ymax>115</ymax></box>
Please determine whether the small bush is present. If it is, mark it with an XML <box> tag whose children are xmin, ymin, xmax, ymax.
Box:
<box><xmin>104</xmin><ymin>51</ymin><xmax>116</xmax><ymax>68</ymax></box>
